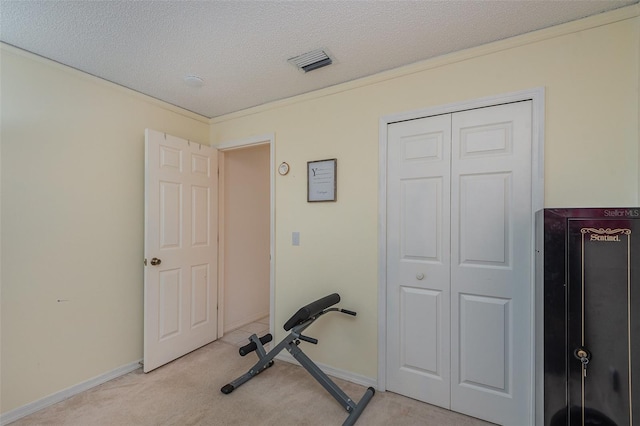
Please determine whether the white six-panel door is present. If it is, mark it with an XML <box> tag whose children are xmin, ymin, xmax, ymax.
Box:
<box><xmin>386</xmin><ymin>114</ymin><xmax>453</xmax><ymax>408</ymax></box>
<box><xmin>386</xmin><ymin>101</ymin><xmax>532</xmax><ymax>425</ymax></box>
<box><xmin>144</xmin><ymin>129</ymin><xmax>218</xmax><ymax>373</ymax></box>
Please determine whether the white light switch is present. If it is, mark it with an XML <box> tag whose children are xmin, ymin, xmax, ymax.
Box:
<box><xmin>292</xmin><ymin>232</ymin><xmax>300</xmax><ymax>246</ymax></box>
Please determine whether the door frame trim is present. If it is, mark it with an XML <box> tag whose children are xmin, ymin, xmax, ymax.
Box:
<box><xmin>215</xmin><ymin>133</ymin><xmax>276</xmax><ymax>338</ymax></box>
<box><xmin>377</xmin><ymin>88</ymin><xmax>544</xmax><ymax>423</ymax></box>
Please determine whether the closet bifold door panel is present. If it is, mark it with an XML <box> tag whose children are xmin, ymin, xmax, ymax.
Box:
<box><xmin>386</xmin><ymin>113</ymin><xmax>452</xmax><ymax>409</ymax></box>
<box><xmin>386</xmin><ymin>101</ymin><xmax>533</xmax><ymax>425</ymax></box>
<box><xmin>449</xmin><ymin>102</ymin><xmax>532</xmax><ymax>423</ymax></box>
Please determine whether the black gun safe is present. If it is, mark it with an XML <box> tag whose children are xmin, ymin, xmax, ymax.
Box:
<box><xmin>537</xmin><ymin>208</ymin><xmax>639</xmax><ymax>425</ymax></box>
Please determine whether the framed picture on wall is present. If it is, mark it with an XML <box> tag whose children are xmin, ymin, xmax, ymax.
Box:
<box><xmin>307</xmin><ymin>158</ymin><xmax>337</xmax><ymax>202</ymax></box>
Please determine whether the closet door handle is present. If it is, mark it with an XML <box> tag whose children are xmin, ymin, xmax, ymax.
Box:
<box><xmin>416</xmin><ymin>273</ymin><xmax>425</xmax><ymax>280</ymax></box>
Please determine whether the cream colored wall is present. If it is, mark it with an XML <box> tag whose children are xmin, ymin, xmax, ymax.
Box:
<box><xmin>211</xmin><ymin>8</ymin><xmax>640</xmax><ymax>379</ymax></box>
<box><xmin>0</xmin><ymin>45</ymin><xmax>210</xmax><ymax>413</ymax></box>
<box><xmin>222</xmin><ymin>144</ymin><xmax>270</xmax><ymax>332</ymax></box>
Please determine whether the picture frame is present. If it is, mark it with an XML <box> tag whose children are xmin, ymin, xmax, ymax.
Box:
<box><xmin>307</xmin><ymin>158</ymin><xmax>337</xmax><ymax>202</ymax></box>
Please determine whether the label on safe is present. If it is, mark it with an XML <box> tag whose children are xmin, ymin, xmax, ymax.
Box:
<box><xmin>583</xmin><ymin>227</ymin><xmax>631</xmax><ymax>242</ymax></box>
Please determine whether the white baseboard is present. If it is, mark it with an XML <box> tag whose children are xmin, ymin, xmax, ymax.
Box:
<box><xmin>275</xmin><ymin>352</ymin><xmax>377</xmax><ymax>389</ymax></box>
<box><xmin>0</xmin><ymin>360</ymin><xmax>142</xmax><ymax>426</ymax></box>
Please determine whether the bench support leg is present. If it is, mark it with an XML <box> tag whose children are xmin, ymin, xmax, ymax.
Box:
<box><xmin>288</xmin><ymin>343</ymin><xmax>375</xmax><ymax>426</ymax></box>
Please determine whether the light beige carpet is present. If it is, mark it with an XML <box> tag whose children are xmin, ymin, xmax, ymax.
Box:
<box><xmin>11</xmin><ymin>341</ymin><xmax>492</xmax><ymax>425</ymax></box>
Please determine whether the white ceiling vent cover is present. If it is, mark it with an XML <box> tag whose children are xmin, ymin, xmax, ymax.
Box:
<box><xmin>288</xmin><ymin>49</ymin><xmax>333</xmax><ymax>73</ymax></box>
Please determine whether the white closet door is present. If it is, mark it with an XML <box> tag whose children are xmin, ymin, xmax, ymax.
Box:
<box><xmin>386</xmin><ymin>114</ymin><xmax>452</xmax><ymax>409</ymax></box>
<box><xmin>386</xmin><ymin>101</ymin><xmax>533</xmax><ymax>425</ymax></box>
<box><xmin>450</xmin><ymin>101</ymin><xmax>532</xmax><ymax>424</ymax></box>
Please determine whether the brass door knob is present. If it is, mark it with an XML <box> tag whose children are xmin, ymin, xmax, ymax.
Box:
<box><xmin>150</xmin><ymin>258</ymin><xmax>162</xmax><ymax>266</ymax></box>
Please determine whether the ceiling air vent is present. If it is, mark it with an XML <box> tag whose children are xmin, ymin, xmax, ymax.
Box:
<box><xmin>288</xmin><ymin>49</ymin><xmax>333</xmax><ymax>73</ymax></box>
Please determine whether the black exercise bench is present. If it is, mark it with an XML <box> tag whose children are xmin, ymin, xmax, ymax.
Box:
<box><xmin>221</xmin><ymin>293</ymin><xmax>375</xmax><ymax>426</ymax></box>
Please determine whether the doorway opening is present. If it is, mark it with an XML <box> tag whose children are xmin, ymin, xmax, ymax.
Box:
<box><xmin>217</xmin><ymin>134</ymin><xmax>275</xmax><ymax>344</ymax></box>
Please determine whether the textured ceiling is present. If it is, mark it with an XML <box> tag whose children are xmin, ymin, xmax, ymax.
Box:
<box><xmin>1</xmin><ymin>0</ymin><xmax>636</xmax><ymax>118</ymax></box>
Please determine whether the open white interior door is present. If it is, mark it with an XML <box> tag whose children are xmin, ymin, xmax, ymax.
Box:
<box><xmin>144</xmin><ymin>129</ymin><xmax>218</xmax><ymax>373</ymax></box>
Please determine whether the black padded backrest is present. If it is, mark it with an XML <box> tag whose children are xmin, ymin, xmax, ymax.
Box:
<box><xmin>283</xmin><ymin>293</ymin><xmax>340</xmax><ymax>331</ymax></box>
